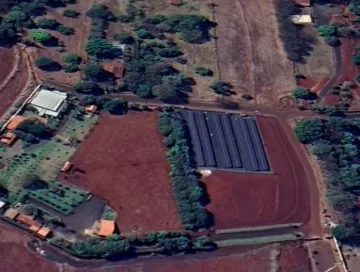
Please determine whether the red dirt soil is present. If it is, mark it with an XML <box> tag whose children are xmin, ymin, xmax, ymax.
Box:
<box><xmin>307</xmin><ymin>240</ymin><xmax>340</xmax><ymax>272</ymax></box>
<box><xmin>0</xmin><ymin>222</ymin><xmax>58</xmax><ymax>272</ymax></box>
<box><xmin>58</xmin><ymin>112</ymin><xmax>182</xmax><ymax>235</ymax></box>
<box><xmin>203</xmin><ymin>117</ymin><xmax>322</xmax><ymax>237</ymax></box>
<box><xmin>279</xmin><ymin>242</ymin><xmax>312</xmax><ymax>272</ymax></box>
<box><xmin>297</xmin><ymin>77</ymin><xmax>330</xmax><ymax>94</ymax></box>
<box><xmin>0</xmin><ymin>49</ymin><xmax>30</xmax><ymax>117</ymax></box>
<box><xmin>0</xmin><ymin>47</ymin><xmax>15</xmax><ymax>84</ymax></box>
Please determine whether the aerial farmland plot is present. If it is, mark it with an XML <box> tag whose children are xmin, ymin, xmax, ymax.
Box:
<box><xmin>58</xmin><ymin>111</ymin><xmax>183</xmax><ymax>235</ymax></box>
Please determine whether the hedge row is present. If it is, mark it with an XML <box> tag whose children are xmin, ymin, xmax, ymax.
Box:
<box><xmin>157</xmin><ymin>111</ymin><xmax>211</xmax><ymax>230</ymax></box>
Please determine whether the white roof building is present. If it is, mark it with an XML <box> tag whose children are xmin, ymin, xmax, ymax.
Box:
<box><xmin>290</xmin><ymin>15</ymin><xmax>312</xmax><ymax>25</ymax></box>
<box><xmin>0</xmin><ymin>200</ymin><xmax>6</xmax><ymax>209</ymax></box>
<box><xmin>29</xmin><ymin>88</ymin><xmax>67</xmax><ymax>117</ymax></box>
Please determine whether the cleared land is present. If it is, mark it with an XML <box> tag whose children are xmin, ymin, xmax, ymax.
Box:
<box><xmin>0</xmin><ymin>47</ymin><xmax>16</xmax><ymax>84</ymax></box>
<box><xmin>213</xmin><ymin>0</ymin><xmax>295</xmax><ymax>103</ymax></box>
<box><xmin>279</xmin><ymin>242</ymin><xmax>312</xmax><ymax>272</ymax></box>
<box><xmin>58</xmin><ymin>112</ymin><xmax>182</xmax><ymax>235</ymax></box>
<box><xmin>0</xmin><ymin>48</ymin><xmax>30</xmax><ymax>118</ymax></box>
<box><xmin>180</xmin><ymin>110</ymin><xmax>269</xmax><ymax>172</ymax></box>
<box><xmin>203</xmin><ymin>117</ymin><xmax>322</xmax><ymax>237</ymax></box>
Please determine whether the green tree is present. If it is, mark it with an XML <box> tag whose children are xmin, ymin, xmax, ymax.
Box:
<box><xmin>84</xmin><ymin>38</ymin><xmax>114</xmax><ymax>57</ymax></box>
<box><xmin>86</xmin><ymin>4</ymin><xmax>113</xmax><ymax>20</ymax></box>
<box><xmin>352</xmin><ymin>53</ymin><xmax>360</xmax><ymax>65</ymax></box>
<box><xmin>310</xmin><ymin>143</ymin><xmax>333</xmax><ymax>158</ymax></box>
<box><xmin>193</xmin><ymin>67</ymin><xmax>213</xmax><ymax>76</ymax></box>
<box><xmin>332</xmin><ymin>225</ymin><xmax>349</xmax><ymax>241</ymax></box>
<box><xmin>210</xmin><ymin>81</ymin><xmax>231</xmax><ymax>95</ymax></box>
<box><xmin>30</xmin><ymin>30</ymin><xmax>52</xmax><ymax>43</ymax></box>
<box><xmin>57</xmin><ymin>25</ymin><xmax>73</xmax><ymax>35</ymax></box>
<box><xmin>102</xmin><ymin>99</ymin><xmax>127</xmax><ymax>114</ymax></box>
<box><xmin>193</xmin><ymin>236</ymin><xmax>216</xmax><ymax>251</ymax></box>
<box><xmin>294</xmin><ymin>118</ymin><xmax>325</xmax><ymax>143</ymax></box>
<box><xmin>37</xmin><ymin>18</ymin><xmax>59</xmax><ymax>29</ymax></box>
<box><xmin>292</xmin><ymin>87</ymin><xmax>311</xmax><ymax>99</ymax></box>
<box><xmin>34</xmin><ymin>56</ymin><xmax>54</xmax><ymax>69</ymax></box>
<box><xmin>317</xmin><ymin>25</ymin><xmax>336</xmax><ymax>37</ymax></box>
<box><xmin>115</xmin><ymin>33</ymin><xmax>134</xmax><ymax>44</ymax></box>
<box><xmin>325</xmin><ymin>35</ymin><xmax>340</xmax><ymax>47</ymax></box>
<box><xmin>63</xmin><ymin>9</ymin><xmax>78</xmax><ymax>18</ymax></box>
<box><xmin>72</xmin><ymin>80</ymin><xmax>96</xmax><ymax>93</ymax></box>
<box><xmin>82</xmin><ymin>63</ymin><xmax>102</xmax><ymax>79</ymax></box>
<box><xmin>62</xmin><ymin>53</ymin><xmax>80</xmax><ymax>65</ymax></box>
<box><xmin>3</xmin><ymin>10</ymin><xmax>33</xmax><ymax>29</ymax></box>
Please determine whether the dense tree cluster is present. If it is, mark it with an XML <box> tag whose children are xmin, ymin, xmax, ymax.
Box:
<box><xmin>72</xmin><ymin>235</ymin><xmax>131</xmax><ymax>258</ymax></box>
<box><xmin>275</xmin><ymin>0</ymin><xmax>314</xmax><ymax>61</ymax></box>
<box><xmin>123</xmin><ymin>40</ymin><xmax>191</xmax><ymax>102</ymax></box>
<box><xmin>138</xmin><ymin>14</ymin><xmax>214</xmax><ymax>44</ymax></box>
<box><xmin>0</xmin><ymin>0</ymin><xmax>75</xmax><ymax>44</ymax></box>
<box><xmin>294</xmin><ymin>117</ymin><xmax>360</xmax><ymax>241</ymax></box>
<box><xmin>157</xmin><ymin>111</ymin><xmax>211</xmax><ymax>230</ymax></box>
<box><xmin>52</xmin><ymin>231</ymin><xmax>215</xmax><ymax>259</ymax></box>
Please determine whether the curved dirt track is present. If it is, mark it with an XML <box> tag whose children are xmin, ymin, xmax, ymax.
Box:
<box><xmin>0</xmin><ymin>47</ymin><xmax>16</xmax><ymax>84</ymax></box>
<box><xmin>203</xmin><ymin>117</ymin><xmax>322</xmax><ymax>237</ymax></box>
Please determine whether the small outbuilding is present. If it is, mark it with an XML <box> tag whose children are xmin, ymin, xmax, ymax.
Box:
<box><xmin>61</xmin><ymin>161</ymin><xmax>72</xmax><ymax>173</ymax></box>
<box><xmin>29</xmin><ymin>88</ymin><xmax>67</xmax><ymax>117</ymax></box>
<box><xmin>291</xmin><ymin>15</ymin><xmax>312</xmax><ymax>25</ymax></box>
<box><xmin>97</xmin><ymin>220</ymin><xmax>115</xmax><ymax>237</ymax></box>
<box><xmin>0</xmin><ymin>132</ymin><xmax>17</xmax><ymax>146</ymax></box>
<box><xmin>4</xmin><ymin>208</ymin><xmax>19</xmax><ymax>220</ymax></box>
<box><xmin>85</xmin><ymin>105</ymin><xmax>98</xmax><ymax>114</ymax></box>
<box><xmin>6</xmin><ymin>115</ymin><xmax>25</xmax><ymax>131</ymax></box>
<box><xmin>294</xmin><ymin>0</ymin><xmax>311</xmax><ymax>7</ymax></box>
<box><xmin>36</xmin><ymin>226</ymin><xmax>51</xmax><ymax>238</ymax></box>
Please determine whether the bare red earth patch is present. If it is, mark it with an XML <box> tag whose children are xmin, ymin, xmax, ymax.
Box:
<box><xmin>0</xmin><ymin>50</ymin><xmax>30</xmax><ymax>117</ymax></box>
<box><xmin>0</xmin><ymin>47</ymin><xmax>15</xmax><ymax>84</ymax></box>
<box><xmin>204</xmin><ymin>117</ymin><xmax>322</xmax><ymax>237</ymax></box>
<box><xmin>279</xmin><ymin>242</ymin><xmax>312</xmax><ymax>272</ymax></box>
<box><xmin>0</xmin><ymin>223</ymin><xmax>58</xmax><ymax>272</ymax></box>
<box><xmin>58</xmin><ymin>112</ymin><xmax>182</xmax><ymax>234</ymax></box>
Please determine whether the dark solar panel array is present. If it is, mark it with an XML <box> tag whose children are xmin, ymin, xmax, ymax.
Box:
<box><xmin>180</xmin><ymin>110</ymin><xmax>270</xmax><ymax>172</ymax></box>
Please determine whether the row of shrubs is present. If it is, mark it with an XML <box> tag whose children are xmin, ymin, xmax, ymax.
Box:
<box><xmin>157</xmin><ymin>111</ymin><xmax>211</xmax><ymax>230</ymax></box>
<box><xmin>50</xmin><ymin>231</ymin><xmax>215</xmax><ymax>259</ymax></box>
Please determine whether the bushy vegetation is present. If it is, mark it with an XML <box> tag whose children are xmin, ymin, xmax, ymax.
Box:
<box><xmin>193</xmin><ymin>67</ymin><xmax>213</xmax><ymax>76</ymax></box>
<box><xmin>275</xmin><ymin>0</ymin><xmax>314</xmax><ymax>62</ymax></box>
<box><xmin>157</xmin><ymin>111</ymin><xmax>211</xmax><ymax>230</ymax></box>
<box><xmin>30</xmin><ymin>29</ymin><xmax>52</xmax><ymax>43</ymax></box>
<box><xmin>84</xmin><ymin>38</ymin><xmax>115</xmax><ymax>58</ymax></box>
<box><xmin>16</xmin><ymin>119</ymin><xmax>51</xmax><ymax>139</ymax></box>
<box><xmin>123</xmin><ymin>40</ymin><xmax>192</xmax><ymax>102</ymax></box>
<box><xmin>52</xmin><ymin>231</ymin><xmax>215</xmax><ymax>259</ymax></box>
<box><xmin>210</xmin><ymin>81</ymin><xmax>232</xmax><ymax>95</ymax></box>
<box><xmin>139</xmin><ymin>14</ymin><xmax>214</xmax><ymax>44</ymax></box>
<box><xmin>294</xmin><ymin>117</ymin><xmax>360</xmax><ymax>241</ymax></box>
<box><xmin>62</xmin><ymin>9</ymin><xmax>78</xmax><ymax>18</ymax></box>
<box><xmin>292</xmin><ymin>87</ymin><xmax>314</xmax><ymax>100</ymax></box>
<box><xmin>34</xmin><ymin>56</ymin><xmax>55</xmax><ymax>70</ymax></box>
<box><xmin>62</xmin><ymin>53</ymin><xmax>80</xmax><ymax>72</ymax></box>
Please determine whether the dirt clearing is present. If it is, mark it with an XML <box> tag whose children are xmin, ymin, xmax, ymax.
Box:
<box><xmin>58</xmin><ymin>112</ymin><xmax>182</xmax><ymax>235</ymax></box>
<box><xmin>203</xmin><ymin>117</ymin><xmax>322</xmax><ymax>237</ymax></box>
<box><xmin>213</xmin><ymin>0</ymin><xmax>295</xmax><ymax>104</ymax></box>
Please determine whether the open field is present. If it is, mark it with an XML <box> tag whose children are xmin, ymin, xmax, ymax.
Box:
<box><xmin>213</xmin><ymin>0</ymin><xmax>295</xmax><ymax>104</ymax></box>
<box><xmin>279</xmin><ymin>242</ymin><xmax>312</xmax><ymax>272</ymax></box>
<box><xmin>0</xmin><ymin>48</ymin><xmax>30</xmax><ymax>118</ymax></box>
<box><xmin>58</xmin><ymin>112</ymin><xmax>182</xmax><ymax>235</ymax></box>
<box><xmin>203</xmin><ymin>117</ymin><xmax>322</xmax><ymax>237</ymax></box>
<box><xmin>307</xmin><ymin>240</ymin><xmax>341</xmax><ymax>272</ymax></box>
<box><xmin>26</xmin><ymin>0</ymin><xmax>91</xmax><ymax>86</ymax></box>
<box><xmin>0</xmin><ymin>47</ymin><xmax>16</xmax><ymax>84</ymax></box>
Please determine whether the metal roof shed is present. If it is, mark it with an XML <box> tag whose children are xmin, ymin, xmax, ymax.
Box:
<box><xmin>29</xmin><ymin>89</ymin><xmax>67</xmax><ymax>117</ymax></box>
